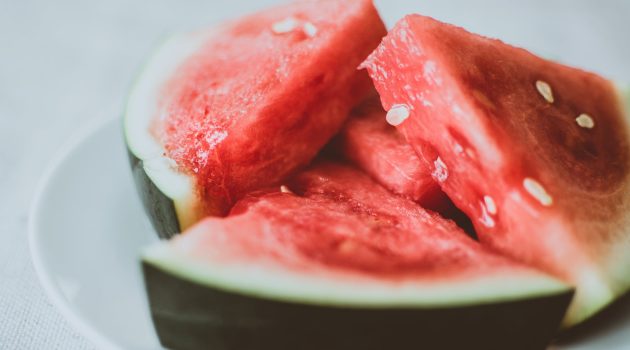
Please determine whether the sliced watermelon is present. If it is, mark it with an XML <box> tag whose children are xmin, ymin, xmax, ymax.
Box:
<box><xmin>335</xmin><ymin>97</ymin><xmax>447</xmax><ymax>209</ymax></box>
<box><xmin>143</xmin><ymin>161</ymin><xmax>572</xmax><ymax>350</ymax></box>
<box><xmin>124</xmin><ymin>0</ymin><xmax>386</xmax><ymax>237</ymax></box>
<box><xmin>334</xmin><ymin>97</ymin><xmax>475</xmax><ymax>235</ymax></box>
<box><xmin>361</xmin><ymin>14</ymin><xmax>630</xmax><ymax>326</ymax></box>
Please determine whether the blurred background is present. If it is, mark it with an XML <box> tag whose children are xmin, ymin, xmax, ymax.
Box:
<box><xmin>1</xmin><ymin>0</ymin><xmax>629</xmax><ymax>348</ymax></box>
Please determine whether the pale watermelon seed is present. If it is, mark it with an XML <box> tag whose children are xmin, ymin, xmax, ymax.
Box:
<box><xmin>523</xmin><ymin>178</ymin><xmax>553</xmax><ymax>206</ymax></box>
<box><xmin>432</xmin><ymin>157</ymin><xmax>448</xmax><ymax>182</ymax></box>
<box><xmin>272</xmin><ymin>17</ymin><xmax>298</xmax><ymax>34</ymax></box>
<box><xmin>484</xmin><ymin>195</ymin><xmax>497</xmax><ymax>215</ymax></box>
<box><xmin>479</xmin><ymin>206</ymin><xmax>496</xmax><ymax>228</ymax></box>
<box><xmin>303</xmin><ymin>22</ymin><xmax>318</xmax><ymax>37</ymax></box>
<box><xmin>386</xmin><ymin>104</ymin><xmax>410</xmax><ymax>126</ymax></box>
<box><xmin>535</xmin><ymin>80</ymin><xmax>554</xmax><ymax>103</ymax></box>
<box><xmin>280</xmin><ymin>185</ymin><xmax>292</xmax><ymax>194</ymax></box>
<box><xmin>453</xmin><ymin>143</ymin><xmax>464</xmax><ymax>154</ymax></box>
<box><xmin>576</xmin><ymin>113</ymin><xmax>595</xmax><ymax>129</ymax></box>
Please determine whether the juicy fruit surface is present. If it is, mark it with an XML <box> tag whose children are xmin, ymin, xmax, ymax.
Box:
<box><xmin>336</xmin><ymin>97</ymin><xmax>448</xmax><ymax>210</ymax></box>
<box><xmin>157</xmin><ymin>0</ymin><xmax>386</xmax><ymax>215</ymax></box>
<box><xmin>362</xmin><ymin>14</ymin><xmax>630</xmax><ymax>325</ymax></box>
<box><xmin>167</xmin><ymin>162</ymin><xmax>547</xmax><ymax>282</ymax></box>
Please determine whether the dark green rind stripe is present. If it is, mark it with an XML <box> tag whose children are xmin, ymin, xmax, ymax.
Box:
<box><xmin>144</xmin><ymin>263</ymin><xmax>573</xmax><ymax>350</ymax></box>
<box><xmin>127</xmin><ymin>148</ymin><xmax>180</xmax><ymax>239</ymax></box>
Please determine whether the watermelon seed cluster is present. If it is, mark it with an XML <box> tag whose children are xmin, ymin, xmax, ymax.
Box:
<box><xmin>535</xmin><ymin>79</ymin><xmax>596</xmax><ymax>129</ymax></box>
<box><xmin>523</xmin><ymin>178</ymin><xmax>553</xmax><ymax>207</ymax></box>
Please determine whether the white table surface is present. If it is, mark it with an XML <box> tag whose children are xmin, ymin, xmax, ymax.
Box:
<box><xmin>1</xmin><ymin>0</ymin><xmax>629</xmax><ymax>349</ymax></box>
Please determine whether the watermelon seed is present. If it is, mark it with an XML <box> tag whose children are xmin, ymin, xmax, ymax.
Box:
<box><xmin>303</xmin><ymin>22</ymin><xmax>318</xmax><ymax>37</ymax></box>
<box><xmin>523</xmin><ymin>178</ymin><xmax>553</xmax><ymax>206</ymax></box>
<box><xmin>483</xmin><ymin>195</ymin><xmax>497</xmax><ymax>215</ymax></box>
<box><xmin>272</xmin><ymin>17</ymin><xmax>298</xmax><ymax>34</ymax></box>
<box><xmin>453</xmin><ymin>143</ymin><xmax>464</xmax><ymax>154</ymax></box>
<box><xmin>432</xmin><ymin>157</ymin><xmax>448</xmax><ymax>182</ymax></box>
<box><xmin>535</xmin><ymin>80</ymin><xmax>554</xmax><ymax>103</ymax></box>
<box><xmin>576</xmin><ymin>113</ymin><xmax>595</xmax><ymax>129</ymax></box>
<box><xmin>386</xmin><ymin>104</ymin><xmax>410</xmax><ymax>126</ymax></box>
<box><xmin>479</xmin><ymin>204</ymin><xmax>495</xmax><ymax>228</ymax></box>
<box><xmin>280</xmin><ymin>185</ymin><xmax>293</xmax><ymax>194</ymax></box>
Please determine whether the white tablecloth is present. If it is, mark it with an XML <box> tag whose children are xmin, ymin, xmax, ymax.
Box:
<box><xmin>1</xmin><ymin>0</ymin><xmax>629</xmax><ymax>348</ymax></box>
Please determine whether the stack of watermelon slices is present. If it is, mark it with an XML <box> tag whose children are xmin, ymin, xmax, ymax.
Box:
<box><xmin>124</xmin><ymin>1</ymin><xmax>630</xmax><ymax>349</ymax></box>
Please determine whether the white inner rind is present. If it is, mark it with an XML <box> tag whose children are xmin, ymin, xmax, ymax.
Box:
<box><xmin>143</xmin><ymin>242</ymin><xmax>570</xmax><ymax>308</ymax></box>
<box><xmin>124</xmin><ymin>31</ymin><xmax>211</xmax><ymax>229</ymax></box>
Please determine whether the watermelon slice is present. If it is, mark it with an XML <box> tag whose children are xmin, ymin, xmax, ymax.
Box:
<box><xmin>143</xmin><ymin>161</ymin><xmax>572</xmax><ymax>350</ymax></box>
<box><xmin>124</xmin><ymin>0</ymin><xmax>386</xmax><ymax>237</ymax></box>
<box><xmin>361</xmin><ymin>14</ymin><xmax>630</xmax><ymax>326</ymax></box>
<box><xmin>334</xmin><ymin>97</ymin><xmax>476</xmax><ymax>235</ymax></box>
<box><xmin>335</xmin><ymin>97</ymin><xmax>447</xmax><ymax>208</ymax></box>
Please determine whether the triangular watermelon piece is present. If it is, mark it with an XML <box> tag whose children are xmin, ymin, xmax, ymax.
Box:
<box><xmin>143</xmin><ymin>161</ymin><xmax>571</xmax><ymax>349</ymax></box>
<box><xmin>334</xmin><ymin>97</ymin><xmax>476</xmax><ymax>235</ymax></box>
<box><xmin>362</xmin><ymin>14</ymin><xmax>630</xmax><ymax>326</ymax></box>
<box><xmin>125</xmin><ymin>0</ymin><xmax>386</xmax><ymax>236</ymax></box>
<box><xmin>335</xmin><ymin>97</ymin><xmax>448</xmax><ymax>209</ymax></box>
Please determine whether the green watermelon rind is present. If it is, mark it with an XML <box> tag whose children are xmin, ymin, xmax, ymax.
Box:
<box><xmin>142</xmin><ymin>241</ymin><xmax>571</xmax><ymax>308</ymax></box>
<box><xmin>123</xmin><ymin>31</ymin><xmax>213</xmax><ymax>238</ymax></box>
<box><xmin>144</xmin><ymin>262</ymin><xmax>573</xmax><ymax>350</ymax></box>
<box><xmin>142</xmin><ymin>242</ymin><xmax>573</xmax><ymax>350</ymax></box>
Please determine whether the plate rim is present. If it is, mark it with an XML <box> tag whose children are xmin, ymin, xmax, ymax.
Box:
<box><xmin>28</xmin><ymin>117</ymin><xmax>125</xmax><ymax>350</ymax></box>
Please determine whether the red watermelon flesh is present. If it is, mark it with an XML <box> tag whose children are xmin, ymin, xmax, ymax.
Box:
<box><xmin>335</xmin><ymin>97</ymin><xmax>475</xmax><ymax>236</ymax></box>
<box><xmin>170</xmin><ymin>161</ymin><xmax>559</xmax><ymax>285</ymax></box>
<box><xmin>156</xmin><ymin>0</ymin><xmax>386</xmax><ymax>215</ymax></box>
<box><xmin>362</xmin><ymin>14</ymin><xmax>630</xmax><ymax>326</ymax></box>
<box><xmin>336</xmin><ymin>97</ymin><xmax>449</xmax><ymax>211</ymax></box>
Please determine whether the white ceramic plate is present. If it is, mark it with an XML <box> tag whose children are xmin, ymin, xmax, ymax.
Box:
<box><xmin>29</xmin><ymin>118</ymin><xmax>163</xmax><ymax>350</ymax></box>
<box><xmin>29</xmin><ymin>119</ymin><xmax>630</xmax><ymax>349</ymax></box>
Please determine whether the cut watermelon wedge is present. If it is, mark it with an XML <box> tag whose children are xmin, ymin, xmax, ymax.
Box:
<box><xmin>334</xmin><ymin>97</ymin><xmax>475</xmax><ymax>235</ymax></box>
<box><xmin>335</xmin><ymin>97</ymin><xmax>448</xmax><ymax>210</ymax></box>
<box><xmin>362</xmin><ymin>14</ymin><xmax>630</xmax><ymax>326</ymax></box>
<box><xmin>124</xmin><ymin>0</ymin><xmax>386</xmax><ymax>237</ymax></box>
<box><xmin>143</xmin><ymin>161</ymin><xmax>572</xmax><ymax>350</ymax></box>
